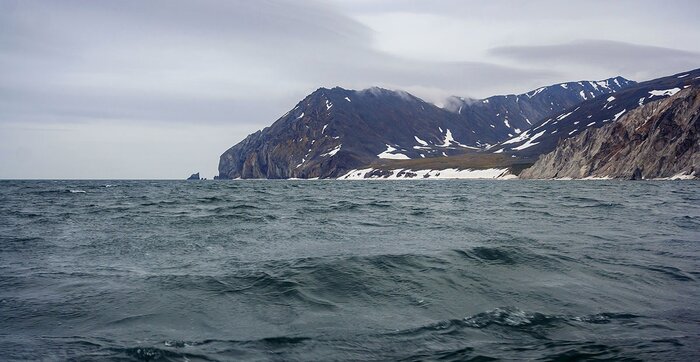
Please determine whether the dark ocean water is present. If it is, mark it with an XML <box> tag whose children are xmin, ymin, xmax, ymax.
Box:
<box><xmin>0</xmin><ymin>180</ymin><xmax>698</xmax><ymax>361</ymax></box>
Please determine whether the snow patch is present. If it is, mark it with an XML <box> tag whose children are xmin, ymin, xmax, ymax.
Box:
<box><xmin>648</xmin><ymin>88</ymin><xmax>680</xmax><ymax>97</ymax></box>
<box><xmin>438</xmin><ymin>129</ymin><xmax>477</xmax><ymax>148</ymax></box>
<box><xmin>378</xmin><ymin>144</ymin><xmax>410</xmax><ymax>159</ymax></box>
<box><xmin>502</xmin><ymin>129</ymin><xmax>532</xmax><ymax>145</ymax></box>
<box><xmin>338</xmin><ymin>167</ymin><xmax>514</xmax><ymax>180</ymax></box>
<box><xmin>533</xmin><ymin>119</ymin><xmax>552</xmax><ymax>131</ymax></box>
<box><xmin>613</xmin><ymin>109</ymin><xmax>627</xmax><ymax>121</ymax></box>
<box><xmin>556</xmin><ymin>109</ymin><xmax>575</xmax><ymax>121</ymax></box>
<box><xmin>414</xmin><ymin>136</ymin><xmax>428</xmax><ymax>146</ymax></box>
<box><xmin>321</xmin><ymin>144</ymin><xmax>341</xmax><ymax>157</ymax></box>
<box><xmin>512</xmin><ymin>130</ymin><xmax>546</xmax><ymax>150</ymax></box>
<box><xmin>526</xmin><ymin>87</ymin><xmax>545</xmax><ymax>98</ymax></box>
<box><xmin>439</xmin><ymin>129</ymin><xmax>455</xmax><ymax>147</ymax></box>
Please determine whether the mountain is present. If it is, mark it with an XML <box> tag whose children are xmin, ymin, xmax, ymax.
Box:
<box><xmin>520</xmin><ymin>87</ymin><xmax>699</xmax><ymax>179</ymax></box>
<box><xmin>219</xmin><ymin>87</ymin><xmax>479</xmax><ymax>179</ymax></box>
<box><xmin>490</xmin><ymin>69</ymin><xmax>700</xmax><ymax>158</ymax></box>
<box><xmin>218</xmin><ymin>77</ymin><xmax>632</xmax><ymax>179</ymax></box>
<box><xmin>445</xmin><ymin>76</ymin><xmax>633</xmax><ymax>141</ymax></box>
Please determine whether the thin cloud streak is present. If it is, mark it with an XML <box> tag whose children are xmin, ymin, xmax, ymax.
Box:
<box><xmin>490</xmin><ymin>40</ymin><xmax>700</xmax><ymax>81</ymax></box>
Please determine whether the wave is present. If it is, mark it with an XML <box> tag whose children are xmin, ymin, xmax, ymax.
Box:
<box><xmin>393</xmin><ymin>307</ymin><xmax>640</xmax><ymax>336</ymax></box>
<box><xmin>119</xmin><ymin>346</ymin><xmax>214</xmax><ymax>362</ymax></box>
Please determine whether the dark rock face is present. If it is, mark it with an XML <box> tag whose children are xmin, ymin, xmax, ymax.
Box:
<box><xmin>218</xmin><ymin>77</ymin><xmax>632</xmax><ymax>179</ymax></box>
<box><xmin>187</xmin><ymin>172</ymin><xmax>200</xmax><ymax>180</ymax></box>
<box><xmin>492</xmin><ymin>69</ymin><xmax>700</xmax><ymax>158</ymax></box>
<box><xmin>520</xmin><ymin>87</ymin><xmax>700</xmax><ymax>179</ymax></box>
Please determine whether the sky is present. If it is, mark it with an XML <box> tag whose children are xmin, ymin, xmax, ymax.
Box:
<box><xmin>1</xmin><ymin>0</ymin><xmax>699</xmax><ymax>179</ymax></box>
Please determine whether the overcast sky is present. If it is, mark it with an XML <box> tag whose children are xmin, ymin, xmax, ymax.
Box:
<box><xmin>1</xmin><ymin>0</ymin><xmax>699</xmax><ymax>179</ymax></box>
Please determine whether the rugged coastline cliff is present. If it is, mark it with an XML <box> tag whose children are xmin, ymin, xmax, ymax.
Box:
<box><xmin>520</xmin><ymin>87</ymin><xmax>699</xmax><ymax>179</ymax></box>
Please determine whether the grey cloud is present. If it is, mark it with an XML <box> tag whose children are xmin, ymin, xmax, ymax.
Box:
<box><xmin>490</xmin><ymin>40</ymin><xmax>700</xmax><ymax>81</ymax></box>
<box><xmin>0</xmin><ymin>0</ymin><xmax>557</xmax><ymax>128</ymax></box>
<box><xmin>0</xmin><ymin>0</ymin><xmax>373</xmax><ymax>118</ymax></box>
<box><xmin>332</xmin><ymin>0</ymin><xmax>700</xmax><ymax>23</ymax></box>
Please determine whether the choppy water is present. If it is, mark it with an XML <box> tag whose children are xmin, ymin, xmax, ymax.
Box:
<box><xmin>1</xmin><ymin>180</ymin><xmax>699</xmax><ymax>361</ymax></box>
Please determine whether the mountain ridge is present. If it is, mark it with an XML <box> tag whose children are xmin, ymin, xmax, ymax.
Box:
<box><xmin>217</xmin><ymin>75</ymin><xmax>636</xmax><ymax>179</ymax></box>
<box><xmin>488</xmin><ymin>68</ymin><xmax>700</xmax><ymax>158</ymax></box>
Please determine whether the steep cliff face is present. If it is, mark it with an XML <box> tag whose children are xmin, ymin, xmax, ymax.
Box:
<box><xmin>520</xmin><ymin>87</ymin><xmax>700</xmax><ymax>179</ymax></box>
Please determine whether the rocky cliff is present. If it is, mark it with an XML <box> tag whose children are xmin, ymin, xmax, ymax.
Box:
<box><xmin>520</xmin><ymin>87</ymin><xmax>700</xmax><ymax>179</ymax></box>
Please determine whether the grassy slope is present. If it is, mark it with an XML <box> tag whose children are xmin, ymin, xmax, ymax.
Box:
<box><xmin>368</xmin><ymin>152</ymin><xmax>535</xmax><ymax>175</ymax></box>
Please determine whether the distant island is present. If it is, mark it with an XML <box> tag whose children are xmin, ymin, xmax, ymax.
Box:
<box><xmin>216</xmin><ymin>69</ymin><xmax>699</xmax><ymax>180</ymax></box>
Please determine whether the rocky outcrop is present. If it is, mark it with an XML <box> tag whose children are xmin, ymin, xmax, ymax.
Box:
<box><xmin>187</xmin><ymin>172</ymin><xmax>200</xmax><ymax>180</ymax></box>
<box><xmin>520</xmin><ymin>87</ymin><xmax>700</xmax><ymax>179</ymax></box>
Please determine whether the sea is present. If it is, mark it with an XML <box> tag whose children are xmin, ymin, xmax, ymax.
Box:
<box><xmin>1</xmin><ymin>180</ymin><xmax>698</xmax><ymax>361</ymax></box>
